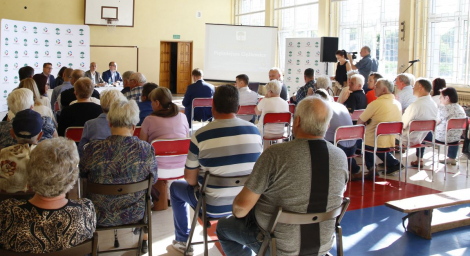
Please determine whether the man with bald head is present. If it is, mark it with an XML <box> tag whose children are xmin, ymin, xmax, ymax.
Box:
<box><xmin>217</xmin><ymin>96</ymin><xmax>348</xmax><ymax>256</ymax></box>
<box><xmin>84</xmin><ymin>62</ymin><xmax>105</xmax><ymax>87</ymax></box>
<box><xmin>123</xmin><ymin>72</ymin><xmax>147</xmax><ymax>102</ymax></box>
<box><xmin>358</xmin><ymin>78</ymin><xmax>402</xmax><ymax>178</ymax></box>
<box><xmin>348</xmin><ymin>46</ymin><xmax>378</xmax><ymax>92</ymax></box>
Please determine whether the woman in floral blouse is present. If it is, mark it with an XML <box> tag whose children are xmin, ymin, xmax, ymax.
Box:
<box><xmin>435</xmin><ymin>87</ymin><xmax>466</xmax><ymax>165</ymax></box>
<box><xmin>80</xmin><ymin>99</ymin><xmax>158</xmax><ymax>253</ymax></box>
<box><xmin>0</xmin><ymin>137</ymin><xmax>96</xmax><ymax>253</ymax></box>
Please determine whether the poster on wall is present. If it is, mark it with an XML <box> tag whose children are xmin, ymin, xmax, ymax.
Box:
<box><xmin>284</xmin><ymin>38</ymin><xmax>334</xmax><ymax>96</ymax></box>
<box><xmin>0</xmin><ymin>19</ymin><xmax>90</xmax><ymax>112</ymax></box>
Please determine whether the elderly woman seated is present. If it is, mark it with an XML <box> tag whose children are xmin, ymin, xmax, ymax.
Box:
<box><xmin>78</xmin><ymin>89</ymin><xmax>126</xmax><ymax>156</ymax></box>
<box><xmin>0</xmin><ymin>88</ymin><xmax>57</xmax><ymax>150</ymax></box>
<box><xmin>80</xmin><ymin>99</ymin><xmax>158</xmax><ymax>253</ymax></box>
<box><xmin>255</xmin><ymin>80</ymin><xmax>289</xmax><ymax>149</ymax></box>
<box><xmin>0</xmin><ymin>137</ymin><xmax>96</xmax><ymax>253</ymax></box>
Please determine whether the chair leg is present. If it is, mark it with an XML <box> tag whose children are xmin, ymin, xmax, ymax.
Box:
<box><xmin>137</xmin><ymin>228</ymin><xmax>143</xmax><ymax>256</ymax></box>
<box><xmin>349</xmin><ymin>158</ymin><xmax>352</xmax><ymax>182</ymax></box>
<box><xmin>148</xmin><ymin>199</ymin><xmax>153</xmax><ymax>256</ymax></box>
<box><xmin>467</xmin><ymin>158</ymin><xmax>469</xmax><ymax>178</ymax></box>
<box><xmin>432</xmin><ymin>144</ymin><xmax>435</xmax><ymax>182</ymax></box>
<box><xmin>405</xmin><ymin>149</ymin><xmax>409</xmax><ymax>185</ymax></box>
<box><xmin>336</xmin><ymin>226</ymin><xmax>344</xmax><ymax>256</ymax></box>
<box><xmin>186</xmin><ymin>196</ymin><xmax>203</xmax><ymax>255</ymax></box>
<box><xmin>444</xmin><ymin>146</ymin><xmax>447</xmax><ymax>181</ymax></box>
<box><xmin>202</xmin><ymin>197</ymin><xmax>208</xmax><ymax>256</ymax></box>
<box><xmin>384</xmin><ymin>153</ymin><xmax>387</xmax><ymax>179</ymax></box>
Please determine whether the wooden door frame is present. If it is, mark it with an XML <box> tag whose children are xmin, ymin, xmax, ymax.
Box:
<box><xmin>159</xmin><ymin>41</ymin><xmax>193</xmax><ymax>93</ymax></box>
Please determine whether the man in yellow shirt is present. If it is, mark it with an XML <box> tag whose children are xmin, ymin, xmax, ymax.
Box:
<box><xmin>358</xmin><ymin>78</ymin><xmax>402</xmax><ymax>179</ymax></box>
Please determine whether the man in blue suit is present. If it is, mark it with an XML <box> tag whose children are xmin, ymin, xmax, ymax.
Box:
<box><xmin>41</xmin><ymin>63</ymin><xmax>56</xmax><ymax>89</ymax></box>
<box><xmin>101</xmin><ymin>61</ymin><xmax>123</xmax><ymax>86</ymax></box>
<box><xmin>182</xmin><ymin>68</ymin><xmax>215</xmax><ymax>128</ymax></box>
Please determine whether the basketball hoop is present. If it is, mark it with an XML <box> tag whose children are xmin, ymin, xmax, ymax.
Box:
<box><xmin>105</xmin><ymin>18</ymin><xmax>118</xmax><ymax>32</ymax></box>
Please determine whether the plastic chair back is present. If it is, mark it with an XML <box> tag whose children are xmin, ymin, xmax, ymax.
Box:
<box><xmin>133</xmin><ymin>126</ymin><xmax>141</xmax><ymax>137</ymax></box>
<box><xmin>65</xmin><ymin>127</ymin><xmax>83</xmax><ymax>142</ymax></box>
<box><xmin>351</xmin><ymin>109</ymin><xmax>365</xmax><ymax>122</ymax></box>
<box><xmin>151</xmin><ymin>139</ymin><xmax>190</xmax><ymax>180</ymax></box>
<box><xmin>263</xmin><ymin>112</ymin><xmax>292</xmax><ymax>126</ymax></box>
<box><xmin>447</xmin><ymin>118</ymin><xmax>467</xmax><ymax>131</ymax></box>
<box><xmin>334</xmin><ymin>96</ymin><xmax>339</xmax><ymax>102</ymax></box>
<box><xmin>288</xmin><ymin>104</ymin><xmax>295</xmax><ymax>115</ymax></box>
<box><xmin>376</xmin><ymin>122</ymin><xmax>404</xmax><ymax>136</ymax></box>
<box><xmin>409</xmin><ymin>120</ymin><xmax>436</xmax><ymax>133</ymax></box>
<box><xmin>237</xmin><ymin>105</ymin><xmax>257</xmax><ymax>115</ymax></box>
<box><xmin>334</xmin><ymin>125</ymin><xmax>365</xmax><ymax>145</ymax></box>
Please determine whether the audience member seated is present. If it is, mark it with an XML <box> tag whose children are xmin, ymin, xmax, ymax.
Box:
<box><xmin>39</xmin><ymin>62</ymin><xmax>56</xmax><ymax>89</ymax></box>
<box><xmin>60</xmin><ymin>70</ymin><xmax>100</xmax><ymax>109</ymax></box>
<box><xmin>121</xmin><ymin>70</ymin><xmax>136</xmax><ymax>94</ymax></box>
<box><xmin>421</xmin><ymin>87</ymin><xmax>466</xmax><ymax>166</ymax></box>
<box><xmin>50</xmin><ymin>68</ymin><xmax>73</xmax><ymax>107</ymax></box>
<box><xmin>316</xmin><ymin>75</ymin><xmax>334</xmax><ymax>99</ymax></box>
<box><xmin>0</xmin><ymin>109</ymin><xmax>43</xmax><ymax>193</ymax></box>
<box><xmin>58</xmin><ymin>78</ymin><xmax>102</xmax><ymax>136</ymax></box>
<box><xmin>342</xmin><ymin>74</ymin><xmax>367</xmax><ymax>113</ymax></box>
<box><xmin>102</xmin><ymin>61</ymin><xmax>123</xmax><ymax>86</ymax></box>
<box><xmin>140</xmin><ymin>87</ymin><xmax>189</xmax><ymax>180</ymax></box>
<box><xmin>140</xmin><ymin>87</ymin><xmax>189</xmax><ymax>143</ymax></box>
<box><xmin>0</xmin><ymin>137</ymin><xmax>96</xmax><ymax>253</ymax></box>
<box><xmin>15</xmin><ymin>78</ymin><xmax>55</xmax><ymax>123</ymax></box>
<box><xmin>85</xmin><ymin>62</ymin><xmax>105</xmax><ymax>87</ymax></box>
<box><xmin>337</xmin><ymin>69</ymin><xmax>360</xmax><ymax>103</ymax></box>
<box><xmin>366</xmin><ymin>72</ymin><xmax>383</xmax><ymax>104</ymax></box>
<box><xmin>137</xmin><ymin>83</ymin><xmax>158</xmax><ymax>125</ymax></box>
<box><xmin>33</xmin><ymin>73</ymin><xmax>48</xmax><ymax>97</ymax></box>
<box><xmin>235</xmin><ymin>74</ymin><xmax>258</xmax><ymax>122</ymax></box>
<box><xmin>54</xmin><ymin>66</ymin><xmax>67</xmax><ymax>88</ymax></box>
<box><xmin>432</xmin><ymin>78</ymin><xmax>446</xmax><ymax>106</ymax></box>
<box><xmin>292</xmin><ymin>68</ymin><xmax>315</xmax><ymax>105</ymax></box>
<box><xmin>78</xmin><ymin>89</ymin><xmax>126</xmax><ymax>156</ymax></box>
<box><xmin>124</xmin><ymin>72</ymin><xmax>147</xmax><ymax>102</ymax></box>
<box><xmin>395</xmin><ymin>73</ymin><xmax>417</xmax><ymax>112</ymax></box>
<box><xmin>18</xmin><ymin>66</ymin><xmax>34</xmax><ymax>81</ymax></box>
<box><xmin>255</xmin><ymin>80</ymin><xmax>289</xmax><ymax>149</ymax></box>
<box><xmin>80</xmin><ymin>99</ymin><xmax>157</xmax><ymax>252</ymax></box>
<box><xmin>268</xmin><ymin>67</ymin><xmax>289</xmax><ymax>101</ymax></box>
<box><xmin>358</xmin><ymin>79</ymin><xmax>402</xmax><ymax>178</ymax></box>
<box><xmin>0</xmin><ymin>89</ymin><xmax>57</xmax><ymax>150</ymax></box>
<box><xmin>402</xmin><ymin>78</ymin><xmax>438</xmax><ymax>167</ymax></box>
<box><xmin>182</xmin><ymin>68</ymin><xmax>215</xmax><ymax>128</ymax></box>
<box><xmin>170</xmin><ymin>85</ymin><xmax>262</xmax><ymax>254</ymax></box>
<box><xmin>317</xmin><ymin>88</ymin><xmax>361</xmax><ymax>180</ymax></box>
<box><xmin>216</xmin><ymin>96</ymin><xmax>348</xmax><ymax>256</ymax></box>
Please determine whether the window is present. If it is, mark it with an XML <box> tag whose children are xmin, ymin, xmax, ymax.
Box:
<box><xmin>425</xmin><ymin>0</ymin><xmax>469</xmax><ymax>84</ymax></box>
<box><xmin>338</xmin><ymin>0</ymin><xmax>400</xmax><ymax>77</ymax></box>
<box><xmin>274</xmin><ymin>0</ymin><xmax>319</xmax><ymax>72</ymax></box>
<box><xmin>235</xmin><ymin>0</ymin><xmax>266</xmax><ymax>26</ymax></box>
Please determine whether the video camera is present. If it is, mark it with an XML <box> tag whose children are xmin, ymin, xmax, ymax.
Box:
<box><xmin>349</xmin><ymin>52</ymin><xmax>358</xmax><ymax>60</ymax></box>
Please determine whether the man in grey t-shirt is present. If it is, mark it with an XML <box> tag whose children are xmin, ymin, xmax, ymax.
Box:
<box><xmin>216</xmin><ymin>96</ymin><xmax>348</xmax><ymax>256</ymax></box>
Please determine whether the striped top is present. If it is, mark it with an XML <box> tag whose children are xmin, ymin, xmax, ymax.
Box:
<box><xmin>186</xmin><ymin>118</ymin><xmax>262</xmax><ymax>217</ymax></box>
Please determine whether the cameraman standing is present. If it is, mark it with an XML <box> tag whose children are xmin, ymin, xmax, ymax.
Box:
<box><xmin>348</xmin><ymin>46</ymin><xmax>378</xmax><ymax>93</ymax></box>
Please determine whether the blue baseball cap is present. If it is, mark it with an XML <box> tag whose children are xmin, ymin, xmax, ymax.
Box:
<box><xmin>12</xmin><ymin>109</ymin><xmax>43</xmax><ymax>138</ymax></box>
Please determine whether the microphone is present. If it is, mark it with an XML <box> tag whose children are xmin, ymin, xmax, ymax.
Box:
<box><xmin>409</xmin><ymin>59</ymin><xmax>420</xmax><ymax>63</ymax></box>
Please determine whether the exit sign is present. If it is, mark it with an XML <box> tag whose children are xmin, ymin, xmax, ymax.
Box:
<box><xmin>173</xmin><ymin>35</ymin><xmax>180</xmax><ymax>39</ymax></box>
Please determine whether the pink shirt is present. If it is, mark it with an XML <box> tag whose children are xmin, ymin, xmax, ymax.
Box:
<box><xmin>141</xmin><ymin>113</ymin><xmax>190</xmax><ymax>171</ymax></box>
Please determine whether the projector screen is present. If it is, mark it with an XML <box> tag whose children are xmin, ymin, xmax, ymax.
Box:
<box><xmin>204</xmin><ymin>24</ymin><xmax>277</xmax><ymax>83</ymax></box>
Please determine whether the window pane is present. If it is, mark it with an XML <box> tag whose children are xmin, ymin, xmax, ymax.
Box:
<box><xmin>431</xmin><ymin>0</ymin><xmax>459</xmax><ymax>15</ymax></box>
<box><xmin>237</xmin><ymin>13</ymin><xmax>266</xmax><ymax>26</ymax></box>
<box><xmin>428</xmin><ymin>21</ymin><xmax>456</xmax><ymax>78</ymax></box>
<box><xmin>383</xmin><ymin>0</ymin><xmax>400</xmax><ymax>22</ymax></box>
<box><xmin>279</xmin><ymin>0</ymin><xmax>316</xmax><ymax>8</ymax></box>
<box><xmin>238</xmin><ymin>0</ymin><xmax>265</xmax><ymax>14</ymax></box>
<box><xmin>382</xmin><ymin>26</ymin><xmax>399</xmax><ymax>75</ymax></box>
<box><xmin>362</xmin><ymin>0</ymin><xmax>381</xmax><ymax>26</ymax></box>
<box><xmin>340</xmin><ymin>0</ymin><xmax>361</xmax><ymax>25</ymax></box>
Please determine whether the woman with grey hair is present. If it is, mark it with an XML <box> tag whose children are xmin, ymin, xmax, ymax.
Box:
<box><xmin>80</xmin><ymin>99</ymin><xmax>158</xmax><ymax>253</ymax></box>
<box><xmin>315</xmin><ymin>76</ymin><xmax>334</xmax><ymax>101</ymax></box>
<box><xmin>78</xmin><ymin>89</ymin><xmax>127</xmax><ymax>156</ymax></box>
<box><xmin>0</xmin><ymin>137</ymin><xmax>96</xmax><ymax>253</ymax></box>
<box><xmin>254</xmin><ymin>80</ymin><xmax>289</xmax><ymax>149</ymax></box>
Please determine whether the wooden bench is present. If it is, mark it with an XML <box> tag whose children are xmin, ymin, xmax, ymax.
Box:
<box><xmin>385</xmin><ymin>188</ymin><xmax>470</xmax><ymax>239</ymax></box>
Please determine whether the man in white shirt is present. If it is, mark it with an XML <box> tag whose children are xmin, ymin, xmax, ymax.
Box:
<box><xmin>235</xmin><ymin>74</ymin><xmax>258</xmax><ymax>122</ymax></box>
<box><xmin>403</xmin><ymin>78</ymin><xmax>438</xmax><ymax>167</ymax></box>
<box><xmin>395</xmin><ymin>73</ymin><xmax>417</xmax><ymax>112</ymax></box>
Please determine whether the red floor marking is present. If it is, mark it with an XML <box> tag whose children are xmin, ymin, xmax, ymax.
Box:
<box><xmin>344</xmin><ymin>177</ymin><xmax>441</xmax><ymax>211</ymax></box>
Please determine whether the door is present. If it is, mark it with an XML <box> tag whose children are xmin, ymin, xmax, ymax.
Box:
<box><xmin>159</xmin><ymin>42</ymin><xmax>171</xmax><ymax>88</ymax></box>
<box><xmin>177</xmin><ymin>42</ymin><xmax>192</xmax><ymax>94</ymax></box>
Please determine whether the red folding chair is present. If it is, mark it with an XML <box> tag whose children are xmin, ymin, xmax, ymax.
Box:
<box><xmin>151</xmin><ymin>138</ymin><xmax>191</xmax><ymax>180</ymax></box>
<box><xmin>403</xmin><ymin>120</ymin><xmax>436</xmax><ymax>183</ymax></box>
<box><xmin>351</xmin><ymin>109</ymin><xmax>365</xmax><ymax>122</ymax></box>
<box><xmin>237</xmin><ymin>105</ymin><xmax>257</xmax><ymax>122</ymax></box>
<box><xmin>151</xmin><ymin>138</ymin><xmax>191</xmax><ymax>211</ymax></box>
<box><xmin>334</xmin><ymin>96</ymin><xmax>339</xmax><ymax>102</ymax></box>
<box><xmin>288</xmin><ymin>104</ymin><xmax>296</xmax><ymax>115</ymax></box>
<box><xmin>191</xmin><ymin>98</ymin><xmax>213</xmax><ymax>135</ymax></box>
<box><xmin>262</xmin><ymin>112</ymin><xmax>292</xmax><ymax>144</ymax></box>
<box><xmin>364</xmin><ymin>122</ymin><xmax>404</xmax><ymax>191</ymax></box>
<box><xmin>65</xmin><ymin>127</ymin><xmax>84</xmax><ymax>142</ymax></box>
<box><xmin>425</xmin><ymin>117</ymin><xmax>467</xmax><ymax>180</ymax></box>
<box><xmin>133</xmin><ymin>126</ymin><xmax>141</xmax><ymax>137</ymax></box>
<box><xmin>334</xmin><ymin>125</ymin><xmax>366</xmax><ymax>195</ymax></box>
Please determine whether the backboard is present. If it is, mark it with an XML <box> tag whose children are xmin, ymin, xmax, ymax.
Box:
<box><xmin>84</xmin><ymin>0</ymin><xmax>135</xmax><ymax>27</ymax></box>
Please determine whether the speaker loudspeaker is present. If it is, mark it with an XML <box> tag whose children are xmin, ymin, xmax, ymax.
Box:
<box><xmin>320</xmin><ymin>37</ymin><xmax>339</xmax><ymax>63</ymax></box>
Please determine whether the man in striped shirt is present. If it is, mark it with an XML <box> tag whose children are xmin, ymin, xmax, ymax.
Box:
<box><xmin>170</xmin><ymin>85</ymin><xmax>263</xmax><ymax>255</ymax></box>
